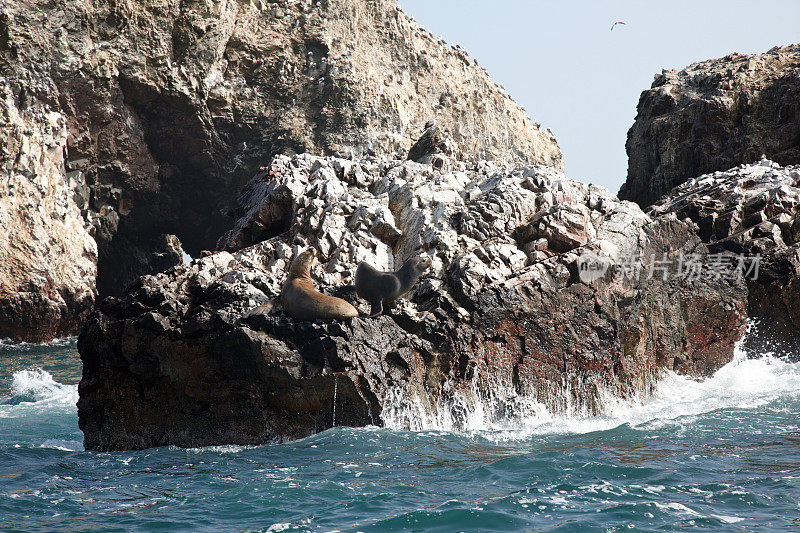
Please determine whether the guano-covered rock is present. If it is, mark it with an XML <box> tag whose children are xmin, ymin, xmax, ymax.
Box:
<box><xmin>78</xmin><ymin>154</ymin><xmax>747</xmax><ymax>451</ymax></box>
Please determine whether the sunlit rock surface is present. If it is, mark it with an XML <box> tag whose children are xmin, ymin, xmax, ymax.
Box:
<box><xmin>0</xmin><ymin>88</ymin><xmax>96</xmax><ymax>342</ymax></box>
<box><xmin>0</xmin><ymin>0</ymin><xmax>561</xmax><ymax>341</ymax></box>
<box><xmin>78</xmin><ymin>154</ymin><xmax>747</xmax><ymax>450</ymax></box>
<box><xmin>650</xmin><ymin>159</ymin><xmax>800</xmax><ymax>355</ymax></box>
<box><xmin>621</xmin><ymin>45</ymin><xmax>800</xmax><ymax>208</ymax></box>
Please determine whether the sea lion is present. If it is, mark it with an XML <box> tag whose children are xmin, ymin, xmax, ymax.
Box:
<box><xmin>355</xmin><ymin>256</ymin><xmax>432</xmax><ymax>317</ymax></box>
<box><xmin>246</xmin><ymin>249</ymin><xmax>358</xmax><ymax>321</ymax></box>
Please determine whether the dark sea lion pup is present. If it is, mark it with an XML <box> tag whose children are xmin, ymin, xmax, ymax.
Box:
<box><xmin>247</xmin><ymin>248</ymin><xmax>358</xmax><ymax>321</ymax></box>
<box><xmin>355</xmin><ymin>255</ymin><xmax>432</xmax><ymax>317</ymax></box>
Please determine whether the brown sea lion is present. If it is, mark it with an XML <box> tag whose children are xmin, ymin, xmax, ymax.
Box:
<box><xmin>246</xmin><ymin>248</ymin><xmax>358</xmax><ymax>321</ymax></box>
<box><xmin>355</xmin><ymin>255</ymin><xmax>432</xmax><ymax>317</ymax></box>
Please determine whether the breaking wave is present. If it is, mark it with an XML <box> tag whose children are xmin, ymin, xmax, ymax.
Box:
<box><xmin>382</xmin><ymin>340</ymin><xmax>800</xmax><ymax>440</ymax></box>
<box><xmin>4</xmin><ymin>331</ymin><xmax>800</xmax><ymax>444</ymax></box>
<box><xmin>0</xmin><ymin>337</ymin><xmax>76</xmax><ymax>351</ymax></box>
<box><xmin>1</xmin><ymin>369</ymin><xmax>78</xmax><ymax>413</ymax></box>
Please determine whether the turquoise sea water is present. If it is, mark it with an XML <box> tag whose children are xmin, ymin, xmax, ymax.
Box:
<box><xmin>2</xmin><ymin>338</ymin><xmax>800</xmax><ymax>532</ymax></box>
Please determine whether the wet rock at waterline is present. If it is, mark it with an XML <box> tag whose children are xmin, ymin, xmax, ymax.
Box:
<box><xmin>650</xmin><ymin>159</ymin><xmax>800</xmax><ymax>356</ymax></box>
<box><xmin>78</xmin><ymin>154</ymin><xmax>747</xmax><ymax>451</ymax></box>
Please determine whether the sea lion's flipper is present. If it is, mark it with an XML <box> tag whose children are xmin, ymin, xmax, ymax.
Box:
<box><xmin>368</xmin><ymin>300</ymin><xmax>383</xmax><ymax>318</ymax></box>
<box><xmin>244</xmin><ymin>298</ymin><xmax>279</xmax><ymax>318</ymax></box>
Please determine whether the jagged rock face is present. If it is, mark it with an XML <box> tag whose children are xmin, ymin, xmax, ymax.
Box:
<box><xmin>621</xmin><ymin>45</ymin><xmax>800</xmax><ymax>208</ymax></box>
<box><xmin>650</xmin><ymin>159</ymin><xmax>800</xmax><ymax>355</ymax></box>
<box><xmin>0</xmin><ymin>0</ymin><xmax>561</xmax><ymax>321</ymax></box>
<box><xmin>78</xmin><ymin>154</ymin><xmax>747</xmax><ymax>451</ymax></box>
<box><xmin>407</xmin><ymin>124</ymin><xmax>456</xmax><ymax>164</ymax></box>
<box><xmin>0</xmin><ymin>85</ymin><xmax>97</xmax><ymax>342</ymax></box>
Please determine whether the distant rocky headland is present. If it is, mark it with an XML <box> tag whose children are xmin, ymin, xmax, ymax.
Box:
<box><xmin>1</xmin><ymin>0</ymin><xmax>798</xmax><ymax>451</ymax></box>
<box><xmin>621</xmin><ymin>45</ymin><xmax>800</xmax><ymax>207</ymax></box>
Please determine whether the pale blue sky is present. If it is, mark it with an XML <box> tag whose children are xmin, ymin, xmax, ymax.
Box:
<box><xmin>400</xmin><ymin>0</ymin><xmax>800</xmax><ymax>193</ymax></box>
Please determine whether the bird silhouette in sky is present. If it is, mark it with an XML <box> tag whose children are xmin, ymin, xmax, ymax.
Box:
<box><xmin>611</xmin><ymin>21</ymin><xmax>627</xmax><ymax>31</ymax></box>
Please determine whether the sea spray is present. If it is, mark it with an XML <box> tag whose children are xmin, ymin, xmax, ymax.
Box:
<box><xmin>1</xmin><ymin>369</ymin><xmax>78</xmax><ymax>416</ymax></box>
<box><xmin>5</xmin><ymin>369</ymin><xmax>75</xmax><ymax>404</ymax></box>
<box><xmin>382</xmin><ymin>377</ymin><xmax>551</xmax><ymax>434</ymax></box>
<box><xmin>381</xmin><ymin>325</ymin><xmax>800</xmax><ymax>440</ymax></box>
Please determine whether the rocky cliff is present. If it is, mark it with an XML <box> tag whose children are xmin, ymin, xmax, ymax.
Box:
<box><xmin>0</xmin><ymin>0</ymin><xmax>561</xmax><ymax>341</ymax></box>
<box><xmin>0</xmin><ymin>86</ymin><xmax>97</xmax><ymax>342</ymax></box>
<box><xmin>621</xmin><ymin>45</ymin><xmax>800</xmax><ymax>208</ymax></box>
<box><xmin>78</xmin><ymin>153</ymin><xmax>746</xmax><ymax>451</ymax></box>
<box><xmin>650</xmin><ymin>159</ymin><xmax>800</xmax><ymax>356</ymax></box>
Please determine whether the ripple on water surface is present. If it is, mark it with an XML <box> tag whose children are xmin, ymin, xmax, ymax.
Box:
<box><xmin>1</xmin><ymin>337</ymin><xmax>800</xmax><ymax>531</ymax></box>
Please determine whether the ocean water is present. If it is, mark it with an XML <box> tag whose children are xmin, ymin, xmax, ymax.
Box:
<box><xmin>2</xmin><ymin>337</ymin><xmax>800</xmax><ymax>532</ymax></box>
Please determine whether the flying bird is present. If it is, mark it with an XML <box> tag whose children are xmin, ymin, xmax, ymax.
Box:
<box><xmin>611</xmin><ymin>21</ymin><xmax>627</xmax><ymax>31</ymax></box>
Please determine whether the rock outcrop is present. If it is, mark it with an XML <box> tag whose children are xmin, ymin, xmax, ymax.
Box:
<box><xmin>621</xmin><ymin>45</ymin><xmax>800</xmax><ymax>208</ymax></box>
<box><xmin>650</xmin><ymin>159</ymin><xmax>800</xmax><ymax>356</ymax></box>
<box><xmin>0</xmin><ymin>85</ymin><xmax>97</xmax><ymax>342</ymax></box>
<box><xmin>407</xmin><ymin>123</ymin><xmax>456</xmax><ymax>165</ymax></box>
<box><xmin>78</xmin><ymin>153</ymin><xmax>747</xmax><ymax>451</ymax></box>
<box><xmin>1</xmin><ymin>0</ymin><xmax>561</xmax><ymax>341</ymax></box>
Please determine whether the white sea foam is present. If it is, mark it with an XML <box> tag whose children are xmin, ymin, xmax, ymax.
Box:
<box><xmin>1</xmin><ymin>369</ymin><xmax>78</xmax><ymax>417</ymax></box>
<box><xmin>186</xmin><ymin>444</ymin><xmax>251</xmax><ymax>454</ymax></box>
<box><xmin>382</xmin><ymin>333</ymin><xmax>800</xmax><ymax>440</ymax></box>
<box><xmin>712</xmin><ymin>514</ymin><xmax>745</xmax><ymax>524</ymax></box>
<box><xmin>594</xmin><ymin>347</ymin><xmax>800</xmax><ymax>431</ymax></box>
<box><xmin>39</xmin><ymin>439</ymin><xmax>83</xmax><ymax>452</ymax></box>
<box><xmin>656</xmin><ymin>502</ymin><xmax>702</xmax><ymax>517</ymax></box>
<box><xmin>10</xmin><ymin>369</ymin><xmax>75</xmax><ymax>401</ymax></box>
<box><xmin>265</xmin><ymin>523</ymin><xmax>292</xmax><ymax>533</ymax></box>
<box><xmin>10</xmin><ymin>369</ymin><xmax>66</xmax><ymax>398</ymax></box>
<box><xmin>0</xmin><ymin>337</ymin><xmax>76</xmax><ymax>350</ymax></box>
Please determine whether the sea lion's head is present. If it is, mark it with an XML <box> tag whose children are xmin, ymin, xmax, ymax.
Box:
<box><xmin>288</xmin><ymin>248</ymin><xmax>316</xmax><ymax>278</ymax></box>
<box><xmin>404</xmin><ymin>255</ymin><xmax>432</xmax><ymax>278</ymax></box>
